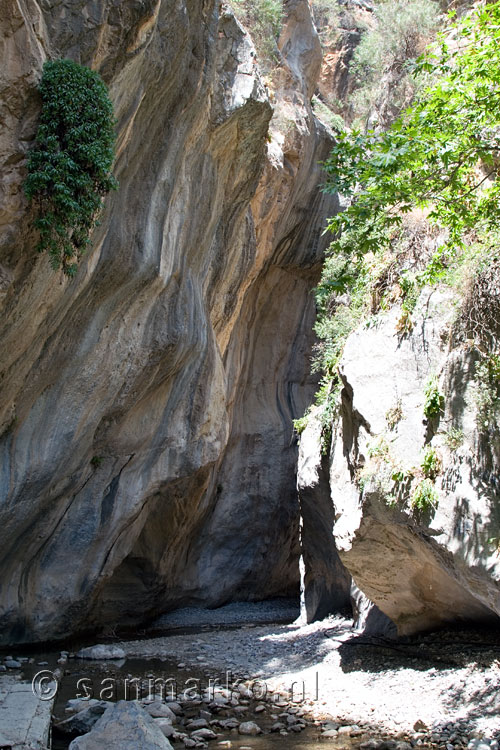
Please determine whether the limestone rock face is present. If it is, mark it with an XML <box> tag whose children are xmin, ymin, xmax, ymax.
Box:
<box><xmin>0</xmin><ymin>0</ymin><xmax>336</xmax><ymax>643</ymax></box>
<box><xmin>299</xmin><ymin>289</ymin><xmax>500</xmax><ymax>635</ymax></box>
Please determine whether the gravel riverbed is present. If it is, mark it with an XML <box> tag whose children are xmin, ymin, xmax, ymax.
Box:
<box><xmin>118</xmin><ymin>612</ymin><xmax>500</xmax><ymax>744</ymax></box>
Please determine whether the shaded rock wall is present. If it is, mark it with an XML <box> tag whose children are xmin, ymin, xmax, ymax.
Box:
<box><xmin>0</xmin><ymin>0</ymin><xmax>337</xmax><ymax>643</ymax></box>
<box><xmin>297</xmin><ymin>408</ymin><xmax>351</xmax><ymax>622</ymax></box>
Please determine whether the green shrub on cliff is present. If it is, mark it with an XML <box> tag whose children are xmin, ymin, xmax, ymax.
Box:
<box><xmin>411</xmin><ymin>479</ymin><xmax>438</xmax><ymax>512</ymax></box>
<box><xmin>350</xmin><ymin>0</ymin><xmax>440</xmax><ymax>125</ymax></box>
<box><xmin>423</xmin><ymin>379</ymin><xmax>444</xmax><ymax>420</ymax></box>
<box><xmin>230</xmin><ymin>0</ymin><xmax>283</xmax><ymax>68</ymax></box>
<box><xmin>25</xmin><ymin>59</ymin><xmax>117</xmax><ymax>276</ymax></box>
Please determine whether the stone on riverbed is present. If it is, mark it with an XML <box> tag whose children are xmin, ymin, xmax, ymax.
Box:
<box><xmin>145</xmin><ymin>701</ymin><xmax>177</xmax><ymax>721</ymax></box>
<box><xmin>66</xmin><ymin>698</ymin><xmax>102</xmax><ymax>714</ymax></box>
<box><xmin>4</xmin><ymin>659</ymin><xmax>21</xmax><ymax>669</ymax></box>
<box><xmin>69</xmin><ymin>701</ymin><xmax>173</xmax><ymax>749</ymax></box>
<box><xmin>191</xmin><ymin>727</ymin><xmax>218</xmax><ymax>741</ymax></box>
<box><xmin>187</xmin><ymin>718</ymin><xmax>209</xmax><ymax>730</ymax></box>
<box><xmin>238</xmin><ymin>721</ymin><xmax>262</xmax><ymax>735</ymax></box>
<box><xmin>56</xmin><ymin>701</ymin><xmax>112</xmax><ymax>734</ymax></box>
<box><xmin>154</xmin><ymin>719</ymin><xmax>175</xmax><ymax>738</ymax></box>
<box><xmin>76</xmin><ymin>644</ymin><xmax>126</xmax><ymax>660</ymax></box>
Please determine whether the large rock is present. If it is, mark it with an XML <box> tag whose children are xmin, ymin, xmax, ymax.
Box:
<box><xmin>0</xmin><ymin>0</ymin><xmax>336</xmax><ymax>643</ymax></box>
<box><xmin>329</xmin><ymin>291</ymin><xmax>500</xmax><ymax>634</ymax></box>
<box><xmin>68</xmin><ymin>701</ymin><xmax>173</xmax><ymax>749</ymax></box>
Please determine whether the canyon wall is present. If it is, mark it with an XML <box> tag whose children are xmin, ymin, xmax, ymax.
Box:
<box><xmin>0</xmin><ymin>0</ymin><xmax>338</xmax><ymax>644</ymax></box>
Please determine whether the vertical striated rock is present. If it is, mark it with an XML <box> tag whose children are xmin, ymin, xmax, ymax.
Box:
<box><xmin>0</xmin><ymin>0</ymin><xmax>337</xmax><ymax>643</ymax></box>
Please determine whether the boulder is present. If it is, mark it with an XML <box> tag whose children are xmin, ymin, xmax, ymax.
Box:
<box><xmin>4</xmin><ymin>659</ymin><xmax>21</xmax><ymax>669</ymax></box>
<box><xmin>238</xmin><ymin>721</ymin><xmax>262</xmax><ymax>735</ymax></box>
<box><xmin>68</xmin><ymin>701</ymin><xmax>173</xmax><ymax>749</ymax></box>
<box><xmin>65</xmin><ymin>699</ymin><xmax>102</xmax><ymax>715</ymax></box>
<box><xmin>330</xmin><ymin>291</ymin><xmax>500</xmax><ymax>634</ymax></box>
<box><xmin>154</xmin><ymin>719</ymin><xmax>175</xmax><ymax>738</ymax></box>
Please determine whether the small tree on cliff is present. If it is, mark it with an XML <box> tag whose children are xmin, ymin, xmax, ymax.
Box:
<box><xmin>25</xmin><ymin>59</ymin><xmax>118</xmax><ymax>276</ymax></box>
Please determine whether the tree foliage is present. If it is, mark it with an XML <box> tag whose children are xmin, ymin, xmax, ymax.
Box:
<box><xmin>25</xmin><ymin>59</ymin><xmax>117</xmax><ymax>276</ymax></box>
<box><xmin>322</xmin><ymin>1</ymin><xmax>500</xmax><ymax>276</ymax></box>
<box><xmin>230</xmin><ymin>0</ymin><xmax>283</xmax><ymax>69</ymax></box>
<box><xmin>310</xmin><ymin>1</ymin><xmax>500</xmax><ymax>442</ymax></box>
<box><xmin>349</xmin><ymin>0</ymin><xmax>440</xmax><ymax>125</ymax></box>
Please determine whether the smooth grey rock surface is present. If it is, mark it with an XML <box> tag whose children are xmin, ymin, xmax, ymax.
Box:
<box><xmin>0</xmin><ymin>676</ymin><xmax>54</xmax><ymax>749</ymax></box>
<box><xmin>68</xmin><ymin>701</ymin><xmax>173</xmax><ymax>749</ymax></box>
<box><xmin>0</xmin><ymin>0</ymin><xmax>336</xmax><ymax>644</ymax></box>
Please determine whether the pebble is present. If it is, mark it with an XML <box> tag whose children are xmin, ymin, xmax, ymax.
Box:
<box><xmin>271</xmin><ymin>722</ymin><xmax>286</xmax><ymax>733</ymax></box>
<box><xmin>238</xmin><ymin>722</ymin><xmax>262</xmax><ymax>736</ymax></box>
<box><xmin>188</xmin><ymin>719</ymin><xmax>209</xmax><ymax>730</ymax></box>
<box><xmin>114</xmin><ymin>615</ymin><xmax>500</xmax><ymax>745</ymax></box>
<box><xmin>154</xmin><ymin>719</ymin><xmax>175</xmax><ymax>738</ymax></box>
<box><xmin>191</xmin><ymin>728</ymin><xmax>217</xmax><ymax>741</ymax></box>
<box><xmin>4</xmin><ymin>659</ymin><xmax>21</xmax><ymax>669</ymax></box>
